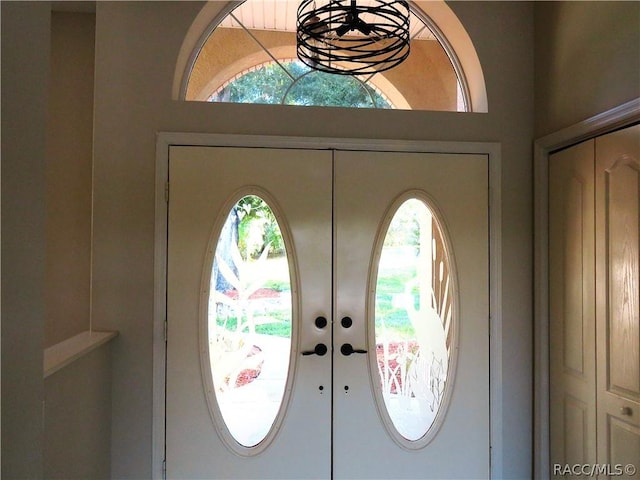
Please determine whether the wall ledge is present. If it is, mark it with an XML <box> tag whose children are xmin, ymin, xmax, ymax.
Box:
<box><xmin>44</xmin><ymin>330</ymin><xmax>118</xmax><ymax>378</ymax></box>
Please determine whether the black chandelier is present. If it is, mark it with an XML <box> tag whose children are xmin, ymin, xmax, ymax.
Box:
<box><xmin>296</xmin><ymin>0</ymin><xmax>411</xmax><ymax>75</ymax></box>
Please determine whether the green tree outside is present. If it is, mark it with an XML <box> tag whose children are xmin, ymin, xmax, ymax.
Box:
<box><xmin>211</xmin><ymin>61</ymin><xmax>393</xmax><ymax>109</ymax></box>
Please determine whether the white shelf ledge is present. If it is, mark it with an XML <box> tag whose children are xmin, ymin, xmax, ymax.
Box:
<box><xmin>44</xmin><ymin>330</ymin><xmax>119</xmax><ymax>378</ymax></box>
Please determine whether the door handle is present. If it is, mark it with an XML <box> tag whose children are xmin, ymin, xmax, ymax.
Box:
<box><xmin>315</xmin><ymin>316</ymin><xmax>328</xmax><ymax>329</ymax></box>
<box><xmin>341</xmin><ymin>316</ymin><xmax>353</xmax><ymax>328</ymax></box>
<box><xmin>302</xmin><ymin>343</ymin><xmax>328</xmax><ymax>356</ymax></box>
<box><xmin>340</xmin><ymin>343</ymin><xmax>367</xmax><ymax>356</ymax></box>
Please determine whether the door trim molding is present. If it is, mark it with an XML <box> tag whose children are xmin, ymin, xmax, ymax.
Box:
<box><xmin>153</xmin><ymin>134</ymin><xmax>503</xmax><ymax>479</ymax></box>
<box><xmin>533</xmin><ymin>97</ymin><xmax>640</xmax><ymax>480</ymax></box>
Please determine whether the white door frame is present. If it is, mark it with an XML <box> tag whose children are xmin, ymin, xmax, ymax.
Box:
<box><xmin>152</xmin><ymin>133</ymin><xmax>503</xmax><ymax>479</ymax></box>
<box><xmin>532</xmin><ymin>98</ymin><xmax>640</xmax><ymax>480</ymax></box>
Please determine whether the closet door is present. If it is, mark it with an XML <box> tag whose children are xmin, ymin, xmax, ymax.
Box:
<box><xmin>595</xmin><ymin>125</ymin><xmax>640</xmax><ymax>475</ymax></box>
<box><xmin>549</xmin><ymin>140</ymin><xmax>597</xmax><ymax>471</ymax></box>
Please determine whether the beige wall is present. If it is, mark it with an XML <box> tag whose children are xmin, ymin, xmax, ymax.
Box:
<box><xmin>91</xmin><ymin>2</ymin><xmax>534</xmax><ymax>477</ymax></box>
<box><xmin>534</xmin><ymin>1</ymin><xmax>640</xmax><ymax>136</ymax></box>
<box><xmin>46</xmin><ymin>12</ymin><xmax>95</xmax><ymax>347</ymax></box>
<box><xmin>44</xmin><ymin>345</ymin><xmax>112</xmax><ymax>480</ymax></box>
<box><xmin>1</xmin><ymin>2</ymin><xmax>50</xmax><ymax>477</ymax></box>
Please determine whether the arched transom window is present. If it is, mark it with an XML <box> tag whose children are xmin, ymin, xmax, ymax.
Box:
<box><xmin>185</xmin><ymin>1</ymin><xmax>470</xmax><ymax>112</ymax></box>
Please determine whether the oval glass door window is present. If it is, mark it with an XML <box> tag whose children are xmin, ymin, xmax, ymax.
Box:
<box><xmin>207</xmin><ymin>194</ymin><xmax>294</xmax><ymax>449</ymax></box>
<box><xmin>372</xmin><ymin>196</ymin><xmax>457</xmax><ymax>445</ymax></box>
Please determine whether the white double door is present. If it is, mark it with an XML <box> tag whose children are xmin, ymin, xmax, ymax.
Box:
<box><xmin>166</xmin><ymin>145</ymin><xmax>489</xmax><ymax>479</ymax></box>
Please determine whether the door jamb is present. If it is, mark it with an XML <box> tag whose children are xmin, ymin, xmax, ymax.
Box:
<box><xmin>532</xmin><ymin>98</ymin><xmax>640</xmax><ymax>480</ymax></box>
<box><xmin>153</xmin><ymin>134</ymin><xmax>503</xmax><ymax>479</ymax></box>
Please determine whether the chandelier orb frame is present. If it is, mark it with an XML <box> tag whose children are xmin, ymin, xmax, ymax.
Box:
<box><xmin>297</xmin><ymin>0</ymin><xmax>411</xmax><ymax>75</ymax></box>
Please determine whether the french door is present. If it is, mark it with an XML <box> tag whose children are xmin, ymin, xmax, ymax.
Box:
<box><xmin>165</xmin><ymin>145</ymin><xmax>489</xmax><ymax>479</ymax></box>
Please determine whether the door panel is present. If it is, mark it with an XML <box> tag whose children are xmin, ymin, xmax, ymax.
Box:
<box><xmin>166</xmin><ymin>146</ymin><xmax>333</xmax><ymax>479</ymax></box>
<box><xmin>549</xmin><ymin>140</ymin><xmax>597</xmax><ymax>469</ymax></box>
<box><xmin>596</xmin><ymin>125</ymin><xmax>640</xmax><ymax>476</ymax></box>
<box><xmin>333</xmin><ymin>151</ymin><xmax>489</xmax><ymax>479</ymax></box>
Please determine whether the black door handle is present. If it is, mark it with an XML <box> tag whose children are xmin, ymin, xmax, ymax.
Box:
<box><xmin>315</xmin><ymin>316</ymin><xmax>328</xmax><ymax>329</ymax></box>
<box><xmin>302</xmin><ymin>343</ymin><xmax>328</xmax><ymax>356</ymax></box>
<box><xmin>340</xmin><ymin>343</ymin><xmax>367</xmax><ymax>356</ymax></box>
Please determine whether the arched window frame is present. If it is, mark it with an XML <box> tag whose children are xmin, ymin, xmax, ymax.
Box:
<box><xmin>173</xmin><ymin>1</ymin><xmax>488</xmax><ymax>113</ymax></box>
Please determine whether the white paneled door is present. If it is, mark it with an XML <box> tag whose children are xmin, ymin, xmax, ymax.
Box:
<box><xmin>165</xmin><ymin>146</ymin><xmax>489</xmax><ymax>479</ymax></box>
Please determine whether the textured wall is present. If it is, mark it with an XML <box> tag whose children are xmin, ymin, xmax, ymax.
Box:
<box><xmin>44</xmin><ymin>346</ymin><xmax>112</xmax><ymax>480</ymax></box>
<box><xmin>1</xmin><ymin>2</ymin><xmax>50</xmax><ymax>477</ymax></box>
<box><xmin>46</xmin><ymin>12</ymin><xmax>95</xmax><ymax>347</ymax></box>
<box><xmin>534</xmin><ymin>1</ymin><xmax>640</xmax><ymax>136</ymax></box>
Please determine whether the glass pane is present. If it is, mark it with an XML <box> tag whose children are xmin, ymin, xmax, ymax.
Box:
<box><xmin>374</xmin><ymin>198</ymin><xmax>453</xmax><ymax>441</ymax></box>
<box><xmin>209</xmin><ymin>62</ymin><xmax>293</xmax><ymax>105</ymax></box>
<box><xmin>208</xmin><ymin>195</ymin><xmax>292</xmax><ymax>447</ymax></box>
<box><xmin>186</xmin><ymin>0</ymin><xmax>466</xmax><ymax>111</ymax></box>
<box><xmin>283</xmin><ymin>62</ymin><xmax>392</xmax><ymax>108</ymax></box>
